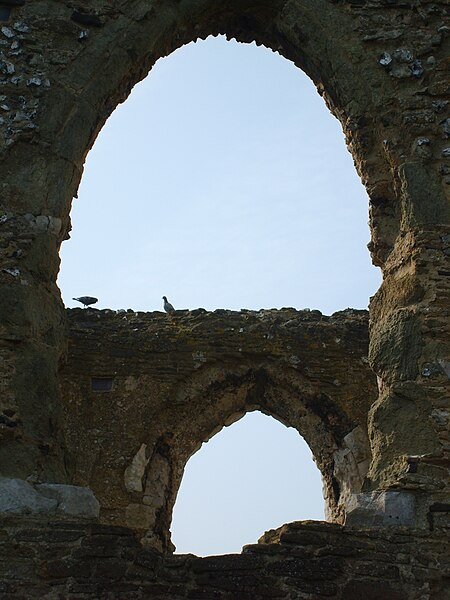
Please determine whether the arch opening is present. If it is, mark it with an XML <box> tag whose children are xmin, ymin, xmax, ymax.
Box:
<box><xmin>0</xmin><ymin>0</ymin><xmax>444</xmax><ymax>543</ymax></box>
<box><xmin>58</xmin><ymin>35</ymin><xmax>381</xmax><ymax>314</ymax></box>
<box><xmin>171</xmin><ymin>410</ymin><xmax>325</xmax><ymax>556</ymax></box>
<box><xmin>60</xmin><ymin>309</ymin><xmax>376</xmax><ymax>553</ymax></box>
<box><xmin>51</xmin><ymin>24</ymin><xmax>384</xmax><ymax>549</ymax></box>
<box><xmin>121</xmin><ymin>361</ymin><xmax>375</xmax><ymax>553</ymax></box>
<box><xmin>56</xmin><ymin>37</ymin><xmax>380</xmax><ymax>528</ymax></box>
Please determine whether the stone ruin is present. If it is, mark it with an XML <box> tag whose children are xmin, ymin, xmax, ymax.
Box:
<box><xmin>0</xmin><ymin>0</ymin><xmax>449</xmax><ymax>598</ymax></box>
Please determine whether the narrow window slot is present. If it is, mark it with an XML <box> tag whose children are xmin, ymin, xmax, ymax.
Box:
<box><xmin>91</xmin><ymin>377</ymin><xmax>114</xmax><ymax>392</ymax></box>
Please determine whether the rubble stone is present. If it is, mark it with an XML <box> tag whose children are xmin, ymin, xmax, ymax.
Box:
<box><xmin>0</xmin><ymin>0</ymin><xmax>449</xmax><ymax>595</ymax></box>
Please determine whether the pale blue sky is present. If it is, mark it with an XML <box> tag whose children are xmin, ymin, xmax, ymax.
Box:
<box><xmin>171</xmin><ymin>411</ymin><xmax>324</xmax><ymax>555</ymax></box>
<box><xmin>58</xmin><ymin>37</ymin><xmax>380</xmax><ymax>555</ymax></box>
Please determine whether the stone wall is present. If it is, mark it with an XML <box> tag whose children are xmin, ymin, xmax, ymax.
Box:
<box><xmin>1</xmin><ymin>0</ymin><xmax>449</xmax><ymax>596</ymax></box>
<box><xmin>60</xmin><ymin>308</ymin><xmax>376</xmax><ymax>551</ymax></box>
<box><xmin>0</xmin><ymin>0</ymin><xmax>449</xmax><ymax>506</ymax></box>
<box><xmin>0</xmin><ymin>517</ymin><xmax>449</xmax><ymax>599</ymax></box>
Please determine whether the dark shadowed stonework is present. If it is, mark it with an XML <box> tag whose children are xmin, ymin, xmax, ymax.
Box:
<box><xmin>0</xmin><ymin>0</ymin><xmax>449</xmax><ymax>596</ymax></box>
<box><xmin>0</xmin><ymin>518</ymin><xmax>449</xmax><ymax>599</ymax></box>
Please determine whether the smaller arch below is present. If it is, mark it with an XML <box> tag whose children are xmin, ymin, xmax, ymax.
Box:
<box><xmin>60</xmin><ymin>307</ymin><xmax>376</xmax><ymax>552</ymax></box>
<box><xmin>171</xmin><ymin>410</ymin><xmax>325</xmax><ymax>556</ymax></box>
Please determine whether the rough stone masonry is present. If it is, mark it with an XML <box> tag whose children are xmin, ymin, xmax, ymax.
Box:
<box><xmin>61</xmin><ymin>308</ymin><xmax>376</xmax><ymax>552</ymax></box>
<box><xmin>0</xmin><ymin>0</ymin><xmax>449</xmax><ymax>597</ymax></box>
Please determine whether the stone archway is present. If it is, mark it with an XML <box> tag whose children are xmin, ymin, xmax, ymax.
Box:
<box><xmin>60</xmin><ymin>308</ymin><xmax>375</xmax><ymax>551</ymax></box>
<box><xmin>1</xmin><ymin>0</ymin><xmax>449</xmax><ymax>532</ymax></box>
<box><xmin>162</xmin><ymin>369</ymin><xmax>372</xmax><ymax>552</ymax></box>
<box><xmin>169</xmin><ymin>409</ymin><xmax>326</xmax><ymax>556</ymax></box>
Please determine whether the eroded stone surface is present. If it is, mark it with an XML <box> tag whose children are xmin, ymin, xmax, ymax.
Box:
<box><xmin>124</xmin><ymin>444</ymin><xmax>150</xmax><ymax>494</ymax></box>
<box><xmin>60</xmin><ymin>307</ymin><xmax>376</xmax><ymax>549</ymax></box>
<box><xmin>0</xmin><ymin>517</ymin><xmax>448</xmax><ymax>599</ymax></box>
<box><xmin>0</xmin><ymin>0</ymin><xmax>449</xmax><ymax>594</ymax></box>
<box><xmin>0</xmin><ymin>0</ymin><xmax>448</xmax><ymax>508</ymax></box>
<box><xmin>36</xmin><ymin>483</ymin><xmax>100</xmax><ymax>519</ymax></box>
<box><xmin>0</xmin><ymin>477</ymin><xmax>57</xmax><ymax>515</ymax></box>
<box><xmin>0</xmin><ymin>477</ymin><xmax>99</xmax><ymax>518</ymax></box>
<box><xmin>345</xmin><ymin>490</ymin><xmax>416</xmax><ymax>527</ymax></box>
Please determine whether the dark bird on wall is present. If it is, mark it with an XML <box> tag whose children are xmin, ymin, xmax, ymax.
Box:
<box><xmin>162</xmin><ymin>296</ymin><xmax>175</xmax><ymax>313</ymax></box>
<box><xmin>73</xmin><ymin>296</ymin><xmax>98</xmax><ymax>308</ymax></box>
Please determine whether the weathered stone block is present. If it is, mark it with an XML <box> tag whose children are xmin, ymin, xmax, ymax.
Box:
<box><xmin>124</xmin><ymin>443</ymin><xmax>149</xmax><ymax>493</ymax></box>
<box><xmin>36</xmin><ymin>483</ymin><xmax>100</xmax><ymax>518</ymax></box>
<box><xmin>345</xmin><ymin>491</ymin><xmax>416</xmax><ymax>527</ymax></box>
<box><xmin>0</xmin><ymin>477</ymin><xmax>56</xmax><ymax>515</ymax></box>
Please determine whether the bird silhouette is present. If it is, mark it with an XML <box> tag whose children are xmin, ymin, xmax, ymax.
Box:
<box><xmin>162</xmin><ymin>296</ymin><xmax>175</xmax><ymax>313</ymax></box>
<box><xmin>73</xmin><ymin>296</ymin><xmax>98</xmax><ymax>308</ymax></box>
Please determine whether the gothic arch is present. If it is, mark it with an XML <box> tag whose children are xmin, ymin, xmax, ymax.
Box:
<box><xmin>60</xmin><ymin>309</ymin><xmax>376</xmax><ymax>551</ymax></box>
<box><xmin>1</xmin><ymin>0</ymin><xmax>448</xmax><ymax>534</ymax></box>
<box><xmin>154</xmin><ymin>363</ymin><xmax>373</xmax><ymax>551</ymax></box>
<box><xmin>2</xmin><ymin>0</ymin><xmax>392</xmax><ymax>482</ymax></box>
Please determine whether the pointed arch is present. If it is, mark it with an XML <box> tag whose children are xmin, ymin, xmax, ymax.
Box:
<box><xmin>171</xmin><ymin>410</ymin><xmax>324</xmax><ymax>556</ymax></box>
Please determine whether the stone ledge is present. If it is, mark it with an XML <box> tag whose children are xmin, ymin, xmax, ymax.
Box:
<box><xmin>66</xmin><ymin>306</ymin><xmax>369</xmax><ymax>324</ymax></box>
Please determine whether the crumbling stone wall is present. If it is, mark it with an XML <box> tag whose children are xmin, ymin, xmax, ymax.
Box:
<box><xmin>61</xmin><ymin>308</ymin><xmax>376</xmax><ymax>551</ymax></box>
<box><xmin>0</xmin><ymin>0</ymin><xmax>449</xmax><ymax>595</ymax></box>
<box><xmin>0</xmin><ymin>517</ymin><xmax>449</xmax><ymax>599</ymax></box>
<box><xmin>1</xmin><ymin>0</ymin><xmax>449</xmax><ymax>511</ymax></box>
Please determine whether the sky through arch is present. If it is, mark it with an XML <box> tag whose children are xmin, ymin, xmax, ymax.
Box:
<box><xmin>58</xmin><ymin>37</ymin><xmax>380</xmax><ymax>554</ymax></box>
<box><xmin>171</xmin><ymin>411</ymin><xmax>324</xmax><ymax>556</ymax></box>
<box><xmin>58</xmin><ymin>36</ymin><xmax>381</xmax><ymax>314</ymax></box>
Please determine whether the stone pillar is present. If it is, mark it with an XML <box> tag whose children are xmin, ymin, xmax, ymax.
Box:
<box><xmin>367</xmin><ymin>159</ymin><xmax>450</xmax><ymax>522</ymax></box>
<box><xmin>0</xmin><ymin>136</ymin><xmax>74</xmax><ymax>482</ymax></box>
